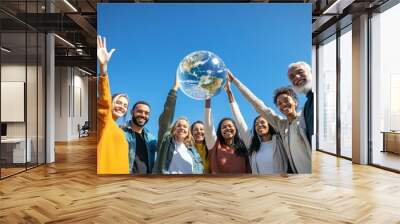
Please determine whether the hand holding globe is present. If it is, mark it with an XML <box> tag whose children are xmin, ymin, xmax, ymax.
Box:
<box><xmin>173</xmin><ymin>73</ymin><xmax>180</xmax><ymax>92</ymax></box>
<box><xmin>177</xmin><ymin>51</ymin><xmax>228</xmax><ymax>100</ymax></box>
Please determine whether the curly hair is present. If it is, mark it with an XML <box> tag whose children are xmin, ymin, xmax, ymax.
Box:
<box><xmin>273</xmin><ymin>86</ymin><xmax>298</xmax><ymax>109</ymax></box>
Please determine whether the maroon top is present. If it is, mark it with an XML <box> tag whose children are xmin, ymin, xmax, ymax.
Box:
<box><xmin>209</xmin><ymin>141</ymin><xmax>251</xmax><ymax>174</ymax></box>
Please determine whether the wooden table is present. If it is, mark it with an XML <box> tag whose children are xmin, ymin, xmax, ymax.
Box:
<box><xmin>381</xmin><ymin>131</ymin><xmax>400</xmax><ymax>154</ymax></box>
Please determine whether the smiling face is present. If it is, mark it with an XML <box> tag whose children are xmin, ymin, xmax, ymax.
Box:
<box><xmin>172</xmin><ymin>119</ymin><xmax>190</xmax><ymax>142</ymax></box>
<box><xmin>288</xmin><ymin>64</ymin><xmax>312</xmax><ymax>94</ymax></box>
<box><xmin>254</xmin><ymin>116</ymin><xmax>270</xmax><ymax>136</ymax></box>
<box><xmin>131</xmin><ymin>104</ymin><xmax>150</xmax><ymax>127</ymax></box>
<box><xmin>220</xmin><ymin>120</ymin><xmax>236</xmax><ymax>140</ymax></box>
<box><xmin>112</xmin><ymin>95</ymin><xmax>129</xmax><ymax>120</ymax></box>
<box><xmin>191</xmin><ymin>123</ymin><xmax>205</xmax><ymax>143</ymax></box>
<box><xmin>276</xmin><ymin>93</ymin><xmax>297</xmax><ymax>118</ymax></box>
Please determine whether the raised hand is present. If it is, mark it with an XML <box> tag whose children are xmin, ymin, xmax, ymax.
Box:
<box><xmin>227</xmin><ymin>70</ymin><xmax>235</xmax><ymax>82</ymax></box>
<box><xmin>224</xmin><ymin>71</ymin><xmax>234</xmax><ymax>103</ymax></box>
<box><xmin>97</xmin><ymin>35</ymin><xmax>116</xmax><ymax>74</ymax></box>
<box><xmin>224</xmin><ymin>75</ymin><xmax>232</xmax><ymax>93</ymax></box>
<box><xmin>173</xmin><ymin>74</ymin><xmax>180</xmax><ymax>91</ymax></box>
<box><xmin>227</xmin><ymin>70</ymin><xmax>240</xmax><ymax>88</ymax></box>
<box><xmin>205</xmin><ymin>98</ymin><xmax>211</xmax><ymax>108</ymax></box>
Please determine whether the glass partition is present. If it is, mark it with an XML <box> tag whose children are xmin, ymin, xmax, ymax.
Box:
<box><xmin>370</xmin><ymin>3</ymin><xmax>400</xmax><ymax>171</ymax></box>
<box><xmin>317</xmin><ymin>34</ymin><xmax>337</xmax><ymax>155</ymax></box>
<box><xmin>339</xmin><ymin>26</ymin><xmax>352</xmax><ymax>158</ymax></box>
<box><xmin>0</xmin><ymin>1</ymin><xmax>46</xmax><ymax>179</ymax></box>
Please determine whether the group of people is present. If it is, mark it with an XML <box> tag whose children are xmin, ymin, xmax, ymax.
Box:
<box><xmin>97</xmin><ymin>35</ymin><xmax>314</xmax><ymax>175</ymax></box>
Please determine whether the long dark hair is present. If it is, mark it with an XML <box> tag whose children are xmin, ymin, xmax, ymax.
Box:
<box><xmin>249</xmin><ymin>116</ymin><xmax>276</xmax><ymax>154</ymax></box>
<box><xmin>216</xmin><ymin>118</ymin><xmax>247</xmax><ymax>157</ymax></box>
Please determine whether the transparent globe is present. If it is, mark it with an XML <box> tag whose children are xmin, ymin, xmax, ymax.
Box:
<box><xmin>177</xmin><ymin>51</ymin><xmax>227</xmax><ymax>100</ymax></box>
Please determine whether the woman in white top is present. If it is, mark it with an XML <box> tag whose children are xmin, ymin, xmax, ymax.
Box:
<box><xmin>225</xmin><ymin>78</ymin><xmax>288</xmax><ymax>174</ymax></box>
<box><xmin>153</xmin><ymin>77</ymin><xmax>204</xmax><ymax>174</ymax></box>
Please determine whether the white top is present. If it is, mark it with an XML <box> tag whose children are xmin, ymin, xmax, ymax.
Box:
<box><xmin>168</xmin><ymin>142</ymin><xmax>194</xmax><ymax>174</ymax></box>
<box><xmin>230</xmin><ymin>101</ymin><xmax>277</xmax><ymax>174</ymax></box>
<box><xmin>250</xmin><ymin>141</ymin><xmax>274</xmax><ymax>174</ymax></box>
<box><xmin>229</xmin><ymin>102</ymin><xmax>252</xmax><ymax>148</ymax></box>
<box><xmin>204</xmin><ymin>108</ymin><xmax>218</xmax><ymax>150</ymax></box>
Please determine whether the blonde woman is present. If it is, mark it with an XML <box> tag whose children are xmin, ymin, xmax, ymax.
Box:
<box><xmin>97</xmin><ymin>35</ymin><xmax>130</xmax><ymax>174</ymax></box>
<box><xmin>153</xmin><ymin>78</ymin><xmax>204</xmax><ymax>174</ymax></box>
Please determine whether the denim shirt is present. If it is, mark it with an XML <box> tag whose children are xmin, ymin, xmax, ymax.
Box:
<box><xmin>189</xmin><ymin>147</ymin><xmax>204</xmax><ymax>174</ymax></box>
<box><xmin>153</xmin><ymin>134</ymin><xmax>204</xmax><ymax>174</ymax></box>
<box><xmin>122</xmin><ymin>121</ymin><xmax>157</xmax><ymax>174</ymax></box>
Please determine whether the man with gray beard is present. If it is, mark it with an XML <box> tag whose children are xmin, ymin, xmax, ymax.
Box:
<box><xmin>287</xmin><ymin>62</ymin><xmax>313</xmax><ymax>145</ymax></box>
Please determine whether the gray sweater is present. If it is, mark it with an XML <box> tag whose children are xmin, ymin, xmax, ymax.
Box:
<box><xmin>232</xmin><ymin>79</ymin><xmax>311</xmax><ymax>174</ymax></box>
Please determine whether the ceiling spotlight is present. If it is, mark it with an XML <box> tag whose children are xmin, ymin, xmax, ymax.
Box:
<box><xmin>78</xmin><ymin>67</ymin><xmax>93</xmax><ymax>76</ymax></box>
<box><xmin>322</xmin><ymin>0</ymin><xmax>355</xmax><ymax>15</ymax></box>
<box><xmin>1</xmin><ymin>47</ymin><xmax>11</xmax><ymax>53</ymax></box>
<box><xmin>54</xmin><ymin>34</ymin><xmax>75</xmax><ymax>48</ymax></box>
<box><xmin>63</xmin><ymin>0</ymin><xmax>78</xmax><ymax>12</ymax></box>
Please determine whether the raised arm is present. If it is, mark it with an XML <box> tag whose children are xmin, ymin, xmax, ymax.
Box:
<box><xmin>97</xmin><ymin>35</ymin><xmax>116</xmax><ymax>136</ymax></box>
<box><xmin>228</xmin><ymin>71</ymin><xmax>283</xmax><ymax>130</ymax></box>
<box><xmin>225</xmin><ymin>78</ymin><xmax>252</xmax><ymax>149</ymax></box>
<box><xmin>204</xmin><ymin>99</ymin><xmax>217</xmax><ymax>150</ymax></box>
<box><xmin>157</xmin><ymin>77</ymin><xmax>179</xmax><ymax>149</ymax></box>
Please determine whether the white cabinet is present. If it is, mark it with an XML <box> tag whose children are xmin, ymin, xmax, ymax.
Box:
<box><xmin>1</xmin><ymin>138</ymin><xmax>32</xmax><ymax>163</ymax></box>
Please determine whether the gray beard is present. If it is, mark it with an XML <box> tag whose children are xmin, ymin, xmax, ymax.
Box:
<box><xmin>293</xmin><ymin>79</ymin><xmax>312</xmax><ymax>95</ymax></box>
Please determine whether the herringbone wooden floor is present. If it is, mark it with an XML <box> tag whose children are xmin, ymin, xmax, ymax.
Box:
<box><xmin>1</xmin><ymin>135</ymin><xmax>400</xmax><ymax>223</ymax></box>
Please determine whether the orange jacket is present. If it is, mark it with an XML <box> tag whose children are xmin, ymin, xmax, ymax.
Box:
<box><xmin>97</xmin><ymin>75</ymin><xmax>129</xmax><ymax>174</ymax></box>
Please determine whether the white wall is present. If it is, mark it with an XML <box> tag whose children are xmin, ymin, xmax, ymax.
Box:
<box><xmin>54</xmin><ymin>67</ymin><xmax>89</xmax><ymax>141</ymax></box>
<box><xmin>72</xmin><ymin>72</ymin><xmax>89</xmax><ymax>138</ymax></box>
<box><xmin>55</xmin><ymin>66</ymin><xmax>69</xmax><ymax>141</ymax></box>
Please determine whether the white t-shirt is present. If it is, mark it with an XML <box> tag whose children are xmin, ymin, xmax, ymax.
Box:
<box><xmin>251</xmin><ymin>141</ymin><xmax>274</xmax><ymax>174</ymax></box>
<box><xmin>168</xmin><ymin>142</ymin><xmax>194</xmax><ymax>174</ymax></box>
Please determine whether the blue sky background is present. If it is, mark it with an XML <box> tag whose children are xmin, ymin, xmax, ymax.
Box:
<box><xmin>98</xmin><ymin>3</ymin><xmax>311</xmax><ymax>135</ymax></box>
